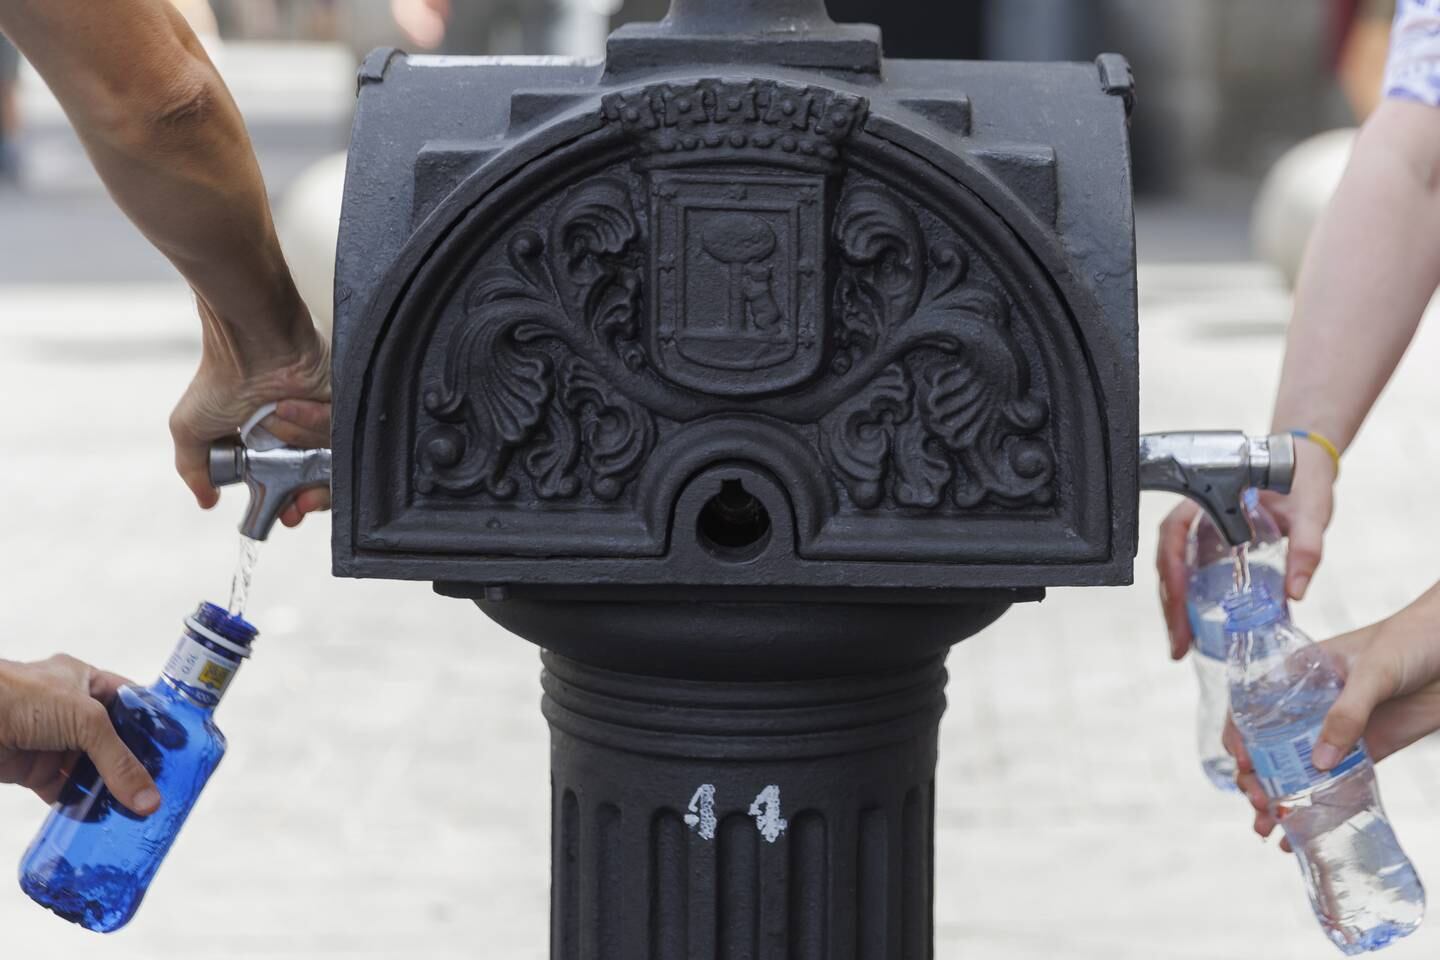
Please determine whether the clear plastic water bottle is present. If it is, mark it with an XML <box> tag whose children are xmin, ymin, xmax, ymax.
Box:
<box><xmin>1185</xmin><ymin>488</ymin><xmax>1286</xmax><ymax>789</ymax></box>
<box><xmin>1225</xmin><ymin>588</ymin><xmax>1424</xmax><ymax>954</ymax></box>
<box><xmin>19</xmin><ymin>603</ymin><xmax>257</xmax><ymax>932</ymax></box>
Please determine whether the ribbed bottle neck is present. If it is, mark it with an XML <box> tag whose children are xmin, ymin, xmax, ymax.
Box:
<box><xmin>1223</xmin><ymin>587</ymin><xmax>1286</xmax><ymax>633</ymax></box>
<box><xmin>159</xmin><ymin>604</ymin><xmax>257</xmax><ymax>709</ymax></box>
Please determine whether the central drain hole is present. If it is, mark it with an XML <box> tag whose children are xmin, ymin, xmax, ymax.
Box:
<box><xmin>697</xmin><ymin>479</ymin><xmax>771</xmax><ymax>558</ymax></box>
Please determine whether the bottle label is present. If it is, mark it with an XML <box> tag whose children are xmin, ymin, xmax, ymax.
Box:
<box><xmin>1248</xmin><ymin>725</ymin><xmax>1367</xmax><ymax>797</ymax></box>
<box><xmin>1190</xmin><ymin>612</ymin><xmax>1229</xmax><ymax>661</ymax></box>
<box><xmin>162</xmin><ymin>633</ymin><xmax>239</xmax><ymax>707</ymax></box>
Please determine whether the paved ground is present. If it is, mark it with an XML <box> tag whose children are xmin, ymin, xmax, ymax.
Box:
<box><xmin>5</xmin><ymin>44</ymin><xmax>1440</xmax><ymax>960</ymax></box>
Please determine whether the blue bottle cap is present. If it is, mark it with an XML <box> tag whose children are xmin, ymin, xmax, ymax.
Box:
<box><xmin>193</xmin><ymin>602</ymin><xmax>259</xmax><ymax>648</ymax></box>
<box><xmin>1222</xmin><ymin>585</ymin><xmax>1285</xmax><ymax>631</ymax></box>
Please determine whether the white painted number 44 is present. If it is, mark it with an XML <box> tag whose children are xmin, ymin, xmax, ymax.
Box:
<box><xmin>684</xmin><ymin>783</ymin><xmax>788</xmax><ymax>844</ymax></box>
<box><xmin>683</xmin><ymin>784</ymin><xmax>718</xmax><ymax>840</ymax></box>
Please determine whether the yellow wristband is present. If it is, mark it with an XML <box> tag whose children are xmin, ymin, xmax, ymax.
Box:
<box><xmin>1289</xmin><ymin>430</ymin><xmax>1341</xmax><ymax>475</ymax></box>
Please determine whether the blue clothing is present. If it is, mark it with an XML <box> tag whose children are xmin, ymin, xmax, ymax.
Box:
<box><xmin>1387</xmin><ymin>0</ymin><xmax>1440</xmax><ymax>106</ymax></box>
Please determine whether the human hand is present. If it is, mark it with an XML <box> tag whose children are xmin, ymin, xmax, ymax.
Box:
<box><xmin>1154</xmin><ymin>437</ymin><xmax>1338</xmax><ymax>662</ymax></box>
<box><xmin>1225</xmin><ymin>723</ymin><xmax>1296</xmax><ymax>852</ymax></box>
<box><xmin>1228</xmin><ymin>586</ymin><xmax>1440</xmax><ymax>849</ymax></box>
<box><xmin>170</xmin><ymin>310</ymin><xmax>331</xmax><ymax>527</ymax></box>
<box><xmin>1156</xmin><ymin>498</ymin><xmax>1202</xmax><ymax>660</ymax></box>
<box><xmin>391</xmin><ymin>0</ymin><xmax>449</xmax><ymax>49</ymax></box>
<box><xmin>0</xmin><ymin>656</ymin><xmax>160</xmax><ymax>816</ymax></box>
<box><xmin>1258</xmin><ymin>436</ymin><xmax>1337</xmax><ymax>603</ymax></box>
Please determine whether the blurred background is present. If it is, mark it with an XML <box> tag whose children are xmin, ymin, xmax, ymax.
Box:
<box><xmin>5</xmin><ymin>1</ymin><xmax>1440</xmax><ymax>958</ymax></box>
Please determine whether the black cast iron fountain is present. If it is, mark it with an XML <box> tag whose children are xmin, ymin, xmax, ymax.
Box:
<box><xmin>319</xmin><ymin>4</ymin><xmax>1291</xmax><ymax>956</ymax></box>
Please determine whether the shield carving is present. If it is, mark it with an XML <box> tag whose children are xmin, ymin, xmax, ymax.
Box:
<box><xmin>650</xmin><ymin>172</ymin><xmax>826</xmax><ymax>396</ymax></box>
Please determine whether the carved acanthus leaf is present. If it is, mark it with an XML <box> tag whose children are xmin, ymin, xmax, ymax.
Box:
<box><xmin>821</xmin><ymin>364</ymin><xmax>912</xmax><ymax>509</ymax></box>
<box><xmin>559</xmin><ymin>356</ymin><xmax>655</xmax><ymax>500</ymax></box>
<box><xmin>833</xmin><ymin>185</ymin><xmax>926</xmax><ymax>370</ymax></box>
<box><xmin>553</xmin><ymin>178</ymin><xmax>639</xmax><ymax>279</ymax></box>
<box><xmin>548</xmin><ymin>178</ymin><xmax>645</xmax><ymax>365</ymax></box>
<box><xmin>822</xmin><ymin>226</ymin><xmax>1056</xmax><ymax>510</ymax></box>
<box><xmin>416</xmin><ymin>189</ymin><xmax>654</xmax><ymax>502</ymax></box>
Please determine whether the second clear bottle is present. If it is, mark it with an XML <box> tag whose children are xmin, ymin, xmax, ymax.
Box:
<box><xmin>1185</xmin><ymin>488</ymin><xmax>1287</xmax><ymax>789</ymax></box>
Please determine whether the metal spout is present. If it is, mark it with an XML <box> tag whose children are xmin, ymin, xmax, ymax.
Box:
<box><xmin>209</xmin><ymin>441</ymin><xmax>332</xmax><ymax>542</ymax></box>
<box><xmin>1138</xmin><ymin>432</ymin><xmax>1295</xmax><ymax>546</ymax></box>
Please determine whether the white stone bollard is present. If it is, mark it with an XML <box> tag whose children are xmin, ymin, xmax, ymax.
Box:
<box><xmin>275</xmin><ymin>152</ymin><xmax>348</xmax><ymax>338</ymax></box>
<box><xmin>1251</xmin><ymin>128</ymin><xmax>1356</xmax><ymax>290</ymax></box>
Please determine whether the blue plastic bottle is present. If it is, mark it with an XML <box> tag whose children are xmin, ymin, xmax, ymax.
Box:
<box><xmin>1185</xmin><ymin>489</ymin><xmax>1286</xmax><ymax>789</ymax></box>
<box><xmin>19</xmin><ymin>603</ymin><xmax>256</xmax><ymax>932</ymax></box>
<box><xmin>1225</xmin><ymin>588</ymin><xmax>1424</xmax><ymax>954</ymax></box>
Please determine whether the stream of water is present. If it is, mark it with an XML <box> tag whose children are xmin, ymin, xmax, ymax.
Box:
<box><xmin>1231</xmin><ymin>541</ymin><xmax>1253</xmax><ymax>596</ymax></box>
<box><xmin>228</xmin><ymin>536</ymin><xmax>261</xmax><ymax>617</ymax></box>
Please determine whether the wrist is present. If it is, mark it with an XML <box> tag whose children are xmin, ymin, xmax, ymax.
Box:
<box><xmin>1408</xmin><ymin>581</ymin><xmax>1440</xmax><ymax>624</ymax></box>
<box><xmin>1271</xmin><ymin>415</ymin><xmax>1342</xmax><ymax>478</ymax></box>
<box><xmin>1289</xmin><ymin>430</ymin><xmax>1343</xmax><ymax>480</ymax></box>
<box><xmin>197</xmin><ymin>291</ymin><xmax>322</xmax><ymax>377</ymax></box>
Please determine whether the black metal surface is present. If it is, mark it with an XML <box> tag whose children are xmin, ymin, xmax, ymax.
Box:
<box><xmin>332</xmin><ymin>1</ymin><xmax>1138</xmax><ymax>597</ymax></box>
<box><xmin>469</xmin><ymin>592</ymin><xmax>1009</xmax><ymax>681</ymax></box>
<box><xmin>543</xmin><ymin>650</ymin><xmax>945</xmax><ymax>959</ymax></box>
<box><xmin>332</xmin><ymin>2</ymin><xmax>1138</xmax><ymax>955</ymax></box>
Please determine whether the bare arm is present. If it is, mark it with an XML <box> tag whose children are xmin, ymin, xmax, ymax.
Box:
<box><xmin>1258</xmin><ymin>99</ymin><xmax>1440</xmax><ymax>594</ymax></box>
<box><xmin>0</xmin><ymin>0</ymin><xmax>306</xmax><ymax>362</ymax></box>
<box><xmin>1273</xmin><ymin>99</ymin><xmax>1440</xmax><ymax>452</ymax></box>
<box><xmin>1157</xmin><ymin>99</ymin><xmax>1440</xmax><ymax>656</ymax></box>
<box><xmin>0</xmin><ymin>0</ymin><xmax>330</xmax><ymax>513</ymax></box>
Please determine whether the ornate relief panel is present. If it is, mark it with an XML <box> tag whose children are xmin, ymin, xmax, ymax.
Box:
<box><xmin>348</xmin><ymin>74</ymin><xmax>1115</xmax><ymax>579</ymax></box>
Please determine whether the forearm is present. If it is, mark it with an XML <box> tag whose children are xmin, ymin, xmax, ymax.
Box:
<box><xmin>0</xmin><ymin>0</ymin><xmax>309</xmax><ymax>369</ymax></box>
<box><xmin>1272</xmin><ymin>100</ymin><xmax>1440</xmax><ymax>450</ymax></box>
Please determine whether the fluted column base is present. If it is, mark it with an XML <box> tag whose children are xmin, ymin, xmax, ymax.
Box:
<box><xmin>541</xmin><ymin>650</ymin><xmax>945</xmax><ymax>960</ymax></box>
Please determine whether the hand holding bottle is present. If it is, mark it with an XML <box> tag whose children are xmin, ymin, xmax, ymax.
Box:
<box><xmin>20</xmin><ymin>604</ymin><xmax>258</xmax><ymax>932</ymax></box>
<box><xmin>1157</xmin><ymin>438</ymin><xmax>1337</xmax><ymax>659</ymax></box>
<box><xmin>1223</xmin><ymin>589</ymin><xmax>1423</xmax><ymax>952</ymax></box>
<box><xmin>0</xmin><ymin>656</ymin><xmax>159</xmax><ymax>816</ymax></box>
<box><xmin>1233</xmin><ymin>581</ymin><xmax>1440</xmax><ymax>843</ymax></box>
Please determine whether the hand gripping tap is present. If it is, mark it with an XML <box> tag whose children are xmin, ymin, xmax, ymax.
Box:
<box><xmin>207</xmin><ymin>405</ymin><xmax>331</xmax><ymax>541</ymax></box>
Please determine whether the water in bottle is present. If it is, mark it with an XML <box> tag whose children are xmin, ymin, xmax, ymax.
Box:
<box><xmin>19</xmin><ymin>603</ymin><xmax>257</xmax><ymax>932</ymax></box>
<box><xmin>1185</xmin><ymin>488</ymin><xmax>1286</xmax><ymax>789</ymax></box>
<box><xmin>1225</xmin><ymin>587</ymin><xmax>1424</xmax><ymax>954</ymax></box>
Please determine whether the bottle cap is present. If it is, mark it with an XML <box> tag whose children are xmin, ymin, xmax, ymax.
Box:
<box><xmin>1222</xmin><ymin>585</ymin><xmax>1285</xmax><ymax>631</ymax></box>
<box><xmin>189</xmin><ymin>602</ymin><xmax>259</xmax><ymax>657</ymax></box>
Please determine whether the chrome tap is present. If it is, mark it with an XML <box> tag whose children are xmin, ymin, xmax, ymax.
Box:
<box><xmin>1138</xmin><ymin>432</ymin><xmax>1295</xmax><ymax>546</ymax></box>
<box><xmin>209</xmin><ymin>441</ymin><xmax>332</xmax><ymax>542</ymax></box>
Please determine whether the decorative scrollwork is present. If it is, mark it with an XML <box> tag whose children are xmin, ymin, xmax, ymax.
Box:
<box><xmin>415</xmin><ymin>183</ymin><xmax>655</xmax><ymax>502</ymax></box>
<box><xmin>551</xmin><ymin>178</ymin><xmax>646</xmax><ymax>370</ymax></box>
<box><xmin>833</xmin><ymin>184</ymin><xmax>926</xmax><ymax>373</ymax></box>
<box><xmin>419</xmin><ymin>174</ymin><xmax>1054</xmax><ymax>514</ymax></box>
<box><xmin>822</xmin><ymin>223</ymin><xmax>1056</xmax><ymax>511</ymax></box>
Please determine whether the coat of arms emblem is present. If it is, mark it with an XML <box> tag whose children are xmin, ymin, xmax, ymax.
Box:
<box><xmin>603</xmin><ymin>79</ymin><xmax>865</xmax><ymax>396</ymax></box>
